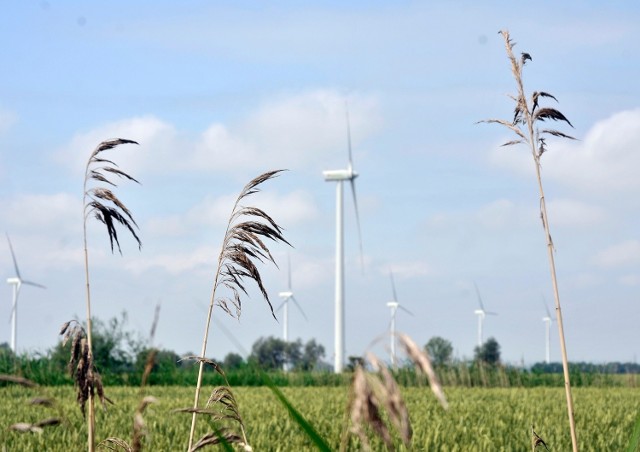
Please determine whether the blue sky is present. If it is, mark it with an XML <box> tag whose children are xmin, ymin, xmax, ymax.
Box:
<box><xmin>1</xmin><ymin>1</ymin><xmax>638</xmax><ymax>365</ymax></box>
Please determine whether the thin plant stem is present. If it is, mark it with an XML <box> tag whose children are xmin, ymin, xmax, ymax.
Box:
<box><xmin>82</xmin><ymin>161</ymin><xmax>96</xmax><ymax>452</ymax></box>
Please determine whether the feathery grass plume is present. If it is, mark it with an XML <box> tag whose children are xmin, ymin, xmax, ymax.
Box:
<box><xmin>82</xmin><ymin>138</ymin><xmax>141</xmax><ymax>452</ymax></box>
<box><xmin>179</xmin><ymin>357</ymin><xmax>251</xmax><ymax>451</ymax></box>
<box><xmin>99</xmin><ymin>396</ymin><xmax>158</xmax><ymax>452</ymax></box>
<box><xmin>479</xmin><ymin>30</ymin><xmax>578</xmax><ymax>451</ymax></box>
<box><xmin>345</xmin><ymin>354</ymin><xmax>413</xmax><ymax>451</ymax></box>
<box><xmin>187</xmin><ymin>170</ymin><xmax>290</xmax><ymax>450</ymax></box>
<box><xmin>398</xmin><ymin>333</ymin><xmax>448</xmax><ymax>409</ymax></box>
<box><xmin>60</xmin><ymin>320</ymin><xmax>111</xmax><ymax>418</ymax></box>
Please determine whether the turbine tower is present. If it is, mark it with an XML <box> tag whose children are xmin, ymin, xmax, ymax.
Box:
<box><xmin>542</xmin><ymin>297</ymin><xmax>554</xmax><ymax>364</ymax></box>
<box><xmin>473</xmin><ymin>282</ymin><xmax>497</xmax><ymax>347</ymax></box>
<box><xmin>6</xmin><ymin>233</ymin><xmax>45</xmax><ymax>353</ymax></box>
<box><xmin>323</xmin><ymin>105</ymin><xmax>363</xmax><ymax>373</ymax></box>
<box><xmin>387</xmin><ymin>271</ymin><xmax>414</xmax><ymax>368</ymax></box>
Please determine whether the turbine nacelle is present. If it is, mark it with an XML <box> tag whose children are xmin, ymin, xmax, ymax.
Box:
<box><xmin>323</xmin><ymin>168</ymin><xmax>358</xmax><ymax>181</ymax></box>
<box><xmin>7</xmin><ymin>277</ymin><xmax>20</xmax><ymax>285</ymax></box>
<box><xmin>387</xmin><ymin>301</ymin><xmax>399</xmax><ymax>309</ymax></box>
<box><xmin>279</xmin><ymin>291</ymin><xmax>293</xmax><ymax>299</ymax></box>
<box><xmin>474</xmin><ymin>309</ymin><xmax>485</xmax><ymax>316</ymax></box>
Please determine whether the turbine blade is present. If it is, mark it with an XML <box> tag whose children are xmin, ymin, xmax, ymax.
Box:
<box><xmin>275</xmin><ymin>300</ymin><xmax>286</xmax><ymax>315</ymax></box>
<box><xmin>390</xmin><ymin>271</ymin><xmax>398</xmax><ymax>302</ymax></box>
<box><xmin>486</xmin><ymin>311</ymin><xmax>498</xmax><ymax>316</ymax></box>
<box><xmin>345</xmin><ymin>101</ymin><xmax>353</xmax><ymax>172</ymax></box>
<box><xmin>473</xmin><ymin>282</ymin><xmax>485</xmax><ymax>311</ymax></box>
<box><xmin>542</xmin><ymin>296</ymin><xmax>553</xmax><ymax>319</ymax></box>
<box><xmin>349</xmin><ymin>179</ymin><xmax>364</xmax><ymax>269</ymax></box>
<box><xmin>6</xmin><ymin>233</ymin><xmax>21</xmax><ymax>279</ymax></box>
<box><xmin>398</xmin><ymin>305</ymin><xmax>414</xmax><ymax>316</ymax></box>
<box><xmin>290</xmin><ymin>295</ymin><xmax>308</xmax><ymax>321</ymax></box>
<box><xmin>22</xmin><ymin>280</ymin><xmax>46</xmax><ymax>289</ymax></box>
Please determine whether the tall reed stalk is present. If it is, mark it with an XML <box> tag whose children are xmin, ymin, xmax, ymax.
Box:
<box><xmin>187</xmin><ymin>170</ymin><xmax>290</xmax><ymax>451</ymax></box>
<box><xmin>481</xmin><ymin>30</ymin><xmax>578</xmax><ymax>451</ymax></box>
<box><xmin>81</xmin><ymin>138</ymin><xmax>141</xmax><ymax>451</ymax></box>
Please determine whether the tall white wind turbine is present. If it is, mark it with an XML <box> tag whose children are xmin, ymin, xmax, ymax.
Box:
<box><xmin>387</xmin><ymin>271</ymin><xmax>414</xmax><ymax>368</ymax></box>
<box><xmin>323</xmin><ymin>106</ymin><xmax>363</xmax><ymax>373</ymax></box>
<box><xmin>276</xmin><ymin>255</ymin><xmax>307</xmax><ymax>343</ymax></box>
<box><xmin>6</xmin><ymin>233</ymin><xmax>45</xmax><ymax>353</ymax></box>
<box><xmin>542</xmin><ymin>297</ymin><xmax>554</xmax><ymax>364</ymax></box>
<box><xmin>473</xmin><ymin>282</ymin><xmax>497</xmax><ymax>347</ymax></box>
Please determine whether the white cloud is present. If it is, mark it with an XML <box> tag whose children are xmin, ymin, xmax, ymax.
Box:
<box><xmin>125</xmin><ymin>244</ymin><xmax>218</xmax><ymax>276</ymax></box>
<box><xmin>592</xmin><ymin>240</ymin><xmax>640</xmax><ymax>268</ymax></box>
<box><xmin>2</xmin><ymin>193</ymin><xmax>81</xmax><ymax>233</ymax></box>
<box><xmin>146</xmin><ymin>189</ymin><xmax>319</xmax><ymax>238</ymax></box>
<box><xmin>192</xmin><ymin>89</ymin><xmax>381</xmax><ymax>171</ymax></box>
<box><xmin>54</xmin><ymin>116</ymin><xmax>179</xmax><ymax>175</ymax></box>
<box><xmin>545</xmin><ymin>109</ymin><xmax>640</xmax><ymax>193</ymax></box>
<box><xmin>54</xmin><ymin>90</ymin><xmax>381</xmax><ymax>176</ymax></box>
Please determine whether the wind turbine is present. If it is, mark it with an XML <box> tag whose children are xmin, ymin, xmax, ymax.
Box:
<box><xmin>6</xmin><ymin>233</ymin><xmax>45</xmax><ymax>353</ymax></box>
<box><xmin>387</xmin><ymin>271</ymin><xmax>414</xmax><ymax>368</ymax></box>
<box><xmin>473</xmin><ymin>282</ymin><xmax>497</xmax><ymax>347</ymax></box>
<box><xmin>276</xmin><ymin>255</ymin><xmax>307</xmax><ymax>343</ymax></box>
<box><xmin>276</xmin><ymin>256</ymin><xmax>307</xmax><ymax>372</ymax></box>
<box><xmin>323</xmin><ymin>105</ymin><xmax>363</xmax><ymax>373</ymax></box>
<box><xmin>542</xmin><ymin>297</ymin><xmax>554</xmax><ymax>364</ymax></box>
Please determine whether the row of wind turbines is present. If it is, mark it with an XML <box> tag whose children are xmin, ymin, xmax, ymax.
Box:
<box><xmin>311</xmin><ymin>104</ymin><xmax>556</xmax><ymax>372</ymax></box>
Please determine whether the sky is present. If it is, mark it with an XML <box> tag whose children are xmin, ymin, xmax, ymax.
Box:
<box><xmin>0</xmin><ymin>1</ymin><xmax>638</xmax><ymax>366</ymax></box>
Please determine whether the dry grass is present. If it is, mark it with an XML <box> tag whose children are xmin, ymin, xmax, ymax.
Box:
<box><xmin>345</xmin><ymin>334</ymin><xmax>448</xmax><ymax>451</ymax></box>
<box><xmin>81</xmin><ymin>138</ymin><xmax>142</xmax><ymax>451</ymax></box>
<box><xmin>187</xmin><ymin>170</ymin><xmax>290</xmax><ymax>450</ymax></box>
<box><xmin>480</xmin><ymin>30</ymin><xmax>578</xmax><ymax>451</ymax></box>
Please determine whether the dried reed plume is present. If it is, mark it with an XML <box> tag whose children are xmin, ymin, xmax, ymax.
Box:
<box><xmin>187</xmin><ymin>170</ymin><xmax>289</xmax><ymax>450</ymax></box>
<box><xmin>480</xmin><ymin>30</ymin><xmax>578</xmax><ymax>451</ymax></box>
<box><xmin>179</xmin><ymin>357</ymin><xmax>251</xmax><ymax>451</ymax></box>
<box><xmin>82</xmin><ymin>138</ymin><xmax>141</xmax><ymax>451</ymax></box>
<box><xmin>346</xmin><ymin>335</ymin><xmax>447</xmax><ymax>451</ymax></box>
<box><xmin>59</xmin><ymin>320</ymin><xmax>111</xmax><ymax>418</ymax></box>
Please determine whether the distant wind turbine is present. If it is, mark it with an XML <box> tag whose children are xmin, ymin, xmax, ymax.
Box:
<box><xmin>276</xmin><ymin>255</ymin><xmax>307</xmax><ymax>343</ymax></box>
<box><xmin>387</xmin><ymin>271</ymin><xmax>414</xmax><ymax>368</ymax></box>
<box><xmin>542</xmin><ymin>296</ymin><xmax>555</xmax><ymax>364</ymax></box>
<box><xmin>323</xmin><ymin>104</ymin><xmax>364</xmax><ymax>373</ymax></box>
<box><xmin>6</xmin><ymin>233</ymin><xmax>45</xmax><ymax>353</ymax></box>
<box><xmin>473</xmin><ymin>282</ymin><xmax>497</xmax><ymax>347</ymax></box>
<box><xmin>276</xmin><ymin>256</ymin><xmax>307</xmax><ymax>372</ymax></box>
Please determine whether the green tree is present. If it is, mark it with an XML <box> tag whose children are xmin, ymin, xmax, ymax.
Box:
<box><xmin>249</xmin><ymin>336</ymin><xmax>291</xmax><ymax>370</ymax></box>
<box><xmin>50</xmin><ymin>313</ymin><xmax>143</xmax><ymax>375</ymax></box>
<box><xmin>297</xmin><ymin>339</ymin><xmax>326</xmax><ymax>371</ymax></box>
<box><xmin>223</xmin><ymin>352</ymin><xmax>245</xmax><ymax>371</ymax></box>
<box><xmin>425</xmin><ymin>336</ymin><xmax>453</xmax><ymax>366</ymax></box>
<box><xmin>474</xmin><ymin>337</ymin><xmax>501</xmax><ymax>365</ymax></box>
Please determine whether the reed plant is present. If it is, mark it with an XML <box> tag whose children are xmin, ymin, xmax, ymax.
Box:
<box><xmin>481</xmin><ymin>30</ymin><xmax>578</xmax><ymax>451</ymax></box>
<box><xmin>187</xmin><ymin>170</ymin><xmax>290</xmax><ymax>451</ymax></box>
<box><xmin>80</xmin><ymin>138</ymin><xmax>142</xmax><ymax>451</ymax></box>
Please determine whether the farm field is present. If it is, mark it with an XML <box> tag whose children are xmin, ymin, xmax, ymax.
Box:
<box><xmin>1</xmin><ymin>385</ymin><xmax>638</xmax><ymax>451</ymax></box>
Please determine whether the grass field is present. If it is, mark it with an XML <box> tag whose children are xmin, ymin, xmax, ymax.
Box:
<box><xmin>1</xmin><ymin>385</ymin><xmax>639</xmax><ymax>450</ymax></box>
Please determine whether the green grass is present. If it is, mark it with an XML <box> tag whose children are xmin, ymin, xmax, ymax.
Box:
<box><xmin>1</xmin><ymin>386</ymin><xmax>639</xmax><ymax>450</ymax></box>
